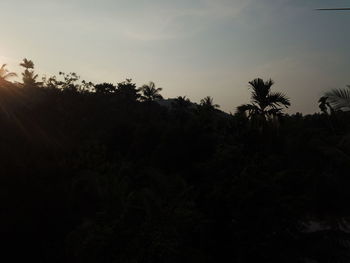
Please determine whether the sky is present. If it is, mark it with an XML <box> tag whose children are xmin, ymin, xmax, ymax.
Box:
<box><xmin>1</xmin><ymin>0</ymin><xmax>349</xmax><ymax>114</ymax></box>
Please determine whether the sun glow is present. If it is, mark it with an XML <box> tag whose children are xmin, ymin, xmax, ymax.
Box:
<box><xmin>0</xmin><ymin>47</ymin><xmax>21</xmax><ymax>80</ymax></box>
<box><xmin>0</xmin><ymin>44</ymin><xmax>18</xmax><ymax>63</ymax></box>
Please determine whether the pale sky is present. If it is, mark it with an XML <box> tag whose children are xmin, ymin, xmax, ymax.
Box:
<box><xmin>1</xmin><ymin>0</ymin><xmax>349</xmax><ymax>113</ymax></box>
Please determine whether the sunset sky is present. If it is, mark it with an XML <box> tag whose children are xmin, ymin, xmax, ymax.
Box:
<box><xmin>1</xmin><ymin>0</ymin><xmax>349</xmax><ymax>113</ymax></box>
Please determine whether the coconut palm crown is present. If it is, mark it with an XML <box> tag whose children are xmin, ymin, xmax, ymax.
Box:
<box><xmin>200</xmin><ymin>96</ymin><xmax>220</xmax><ymax>110</ymax></box>
<box><xmin>237</xmin><ymin>78</ymin><xmax>290</xmax><ymax>119</ymax></box>
<box><xmin>140</xmin><ymin>81</ymin><xmax>163</xmax><ymax>101</ymax></box>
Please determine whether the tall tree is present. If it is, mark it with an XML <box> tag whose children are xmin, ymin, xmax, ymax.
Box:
<box><xmin>20</xmin><ymin>58</ymin><xmax>40</xmax><ymax>88</ymax></box>
<box><xmin>140</xmin><ymin>81</ymin><xmax>163</xmax><ymax>101</ymax></box>
<box><xmin>237</xmin><ymin>78</ymin><xmax>290</xmax><ymax>119</ymax></box>
<box><xmin>115</xmin><ymin>79</ymin><xmax>141</xmax><ymax>102</ymax></box>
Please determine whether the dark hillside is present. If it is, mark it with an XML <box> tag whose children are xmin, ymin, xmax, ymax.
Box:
<box><xmin>1</xmin><ymin>73</ymin><xmax>350</xmax><ymax>262</ymax></box>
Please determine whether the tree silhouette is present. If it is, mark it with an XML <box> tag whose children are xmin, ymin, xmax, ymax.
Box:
<box><xmin>200</xmin><ymin>96</ymin><xmax>220</xmax><ymax>110</ymax></box>
<box><xmin>318</xmin><ymin>96</ymin><xmax>334</xmax><ymax>114</ymax></box>
<box><xmin>115</xmin><ymin>79</ymin><xmax>141</xmax><ymax>102</ymax></box>
<box><xmin>20</xmin><ymin>58</ymin><xmax>34</xmax><ymax>69</ymax></box>
<box><xmin>140</xmin><ymin>81</ymin><xmax>163</xmax><ymax>101</ymax></box>
<box><xmin>172</xmin><ymin>96</ymin><xmax>192</xmax><ymax>109</ymax></box>
<box><xmin>237</xmin><ymin>78</ymin><xmax>290</xmax><ymax>119</ymax></box>
<box><xmin>0</xmin><ymin>64</ymin><xmax>17</xmax><ymax>82</ymax></box>
<box><xmin>57</xmin><ymin>72</ymin><xmax>81</xmax><ymax>92</ymax></box>
<box><xmin>94</xmin><ymin>83</ymin><xmax>116</xmax><ymax>94</ymax></box>
<box><xmin>322</xmin><ymin>85</ymin><xmax>350</xmax><ymax>112</ymax></box>
<box><xmin>20</xmin><ymin>58</ymin><xmax>40</xmax><ymax>88</ymax></box>
<box><xmin>1</xmin><ymin>58</ymin><xmax>350</xmax><ymax>263</ymax></box>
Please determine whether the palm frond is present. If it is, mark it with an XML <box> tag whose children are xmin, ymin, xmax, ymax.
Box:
<box><xmin>319</xmin><ymin>96</ymin><xmax>332</xmax><ymax>113</ymax></box>
<box><xmin>249</xmin><ymin>78</ymin><xmax>269</xmax><ymax>98</ymax></box>
<box><xmin>148</xmin><ymin>81</ymin><xmax>156</xmax><ymax>89</ymax></box>
<box><xmin>325</xmin><ymin>86</ymin><xmax>350</xmax><ymax>111</ymax></box>
<box><xmin>4</xmin><ymin>72</ymin><xmax>18</xmax><ymax>78</ymax></box>
<box><xmin>140</xmin><ymin>82</ymin><xmax>163</xmax><ymax>101</ymax></box>
<box><xmin>20</xmin><ymin>58</ymin><xmax>34</xmax><ymax>69</ymax></box>
<box><xmin>249</xmin><ymin>78</ymin><xmax>275</xmax><ymax>109</ymax></box>
<box><xmin>268</xmin><ymin>92</ymin><xmax>291</xmax><ymax>108</ymax></box>
<box><xmin>0</xmin><ymin>64</ymin><xmax>17</xmax><ymax>80</ymax></box>
<box><xmin>266</xmin><ymin>107</ymin><xmax>283</xmax><ymax>116</ymax></box>
<box><xmin>236</xmin><ymin>104</ymin><xmax>260</xmax><ymax>117</ymax></box>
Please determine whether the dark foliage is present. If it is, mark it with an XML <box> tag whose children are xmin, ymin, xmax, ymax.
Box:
<box><xmin>1</xmin><ymin>65</ymin><xmax>350</xmax><ymax>262</ymax></box>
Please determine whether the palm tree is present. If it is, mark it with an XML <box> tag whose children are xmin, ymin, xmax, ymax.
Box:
<box><xmin>0</xmin><ymin>64</ymin><xmax>17</xmax><ymax>82</ymax></box>
<box><xmin>321</xmin><ymin>85</ymin><xmax>350</xmax><ymax>112</ymax></box>
<box><xmin>140</xmin><ymin>81</ymin><xmax>163</xmax><ymax>101</ymax></box>
<box><xmin>19</xmin><ymin>58</ymin><xmax>40</xmax><ymax>88</ymax></box>
<box><xmin>200</xmin><ymin>96</ymin><xmax>220</xmax><ymax>110</ymax></box>
<box><xmin>237</xmin><ymin>78</ymin><xmax>290</xmax><ymax>119</ymax></box>
<box><xmin>20</xmin><ymin>58</ymin><xmax>34</xmax><ymax>69</ymax></box>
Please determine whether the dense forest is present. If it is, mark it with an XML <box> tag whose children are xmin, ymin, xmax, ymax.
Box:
<box><xmin>1</xmin><ymin>59</ymin><xmax>350</xmax><ymax>262</ymax></box>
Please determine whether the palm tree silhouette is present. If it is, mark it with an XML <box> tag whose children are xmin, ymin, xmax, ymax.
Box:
<box><xmin>200</xmin><ymin>96</ymin><xmax>220</xmax><ymax>110</ymax></box>
<box><xmin>140</xmin><ymin>82</ymin><xmax>163</xmax><ymax>101</ymax></box>
<box><xmin>20</xmin><ymin>58</ymin><xmax>34</xmax><ymax>69</ymax></box>
<box><xmin>20</xmin><ymin>58</ymin><xmax>40</xmax><ymax>88</ymax></box>
<box><xmin>0</xmin><ymin>64</ymin><xmax>17</xmax><ymax>82</ymax></box>
<box><xmin>237</xmin><ymin>78</ymin><xmax>290</xmax><ymax>119</ymax></box>
<box><xmin>321</xmin><ymin>85</ymin><xmax>350</xmax><ymax>112</ymax></box>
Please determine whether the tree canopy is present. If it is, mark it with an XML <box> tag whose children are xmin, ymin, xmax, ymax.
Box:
<box><xmin>237</xmin><ymin>78</ymin><xmax>290</xmax><ymax>119</ymax></box>
<box><xmin>1</xmin><ymin>59</ymin><xmax>350</xmax><ymax>263</ymax></box>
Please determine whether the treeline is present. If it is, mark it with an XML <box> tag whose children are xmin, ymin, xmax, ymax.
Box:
<box><xmin>1</xmin><ymin>59</ymin><xmax>350</xmax><ymax>263</ymax></box>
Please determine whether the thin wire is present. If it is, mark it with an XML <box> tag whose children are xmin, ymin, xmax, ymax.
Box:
<box><xmin>316</xmin><ymin>8</ymin><xmax>350</xmax><ymax>11</ymax></box>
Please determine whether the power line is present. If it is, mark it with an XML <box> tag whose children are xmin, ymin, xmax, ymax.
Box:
<box><xmin>316</xmin><ymin>8</ymin><xmax>350</xmax><ymax>11</ymax></box>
